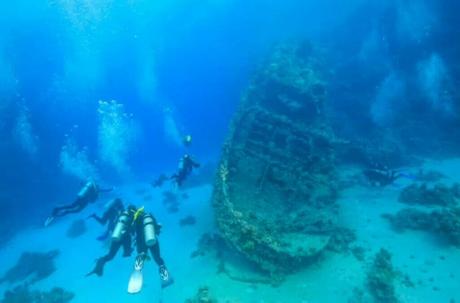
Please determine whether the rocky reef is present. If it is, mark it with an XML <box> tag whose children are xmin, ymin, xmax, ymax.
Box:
<box><xmin>0</xmin><ymin>250</ymin><xmax>59</xmax><ymax>285</ymax></box>
<box><xmin>399</xmin><ymin>183</ymin><xmax>460</xmax><ymax>206</ymax></box>
<box><xmin>383</xmin><ymin>207</ymin><xmax>460</xmax><ymax>246</ymax></box>
<box><xmin>212</xmin><ymin>42</ymin><xmax>343</xmax><ymax>275</ymax></box>
<box><xmin>1</xmin><ymin>285</ymin><xmax>74</xmax><ymax>303</ymax></box>
<box><xmin>349</xmin><ymin>248</ymin><xmax>414</xmax><ymax>303</ymax></box>
<box><xmin>185</xmin><ymin>286</ymin><xmax>217</xmax><ymax>303</ymax></box>
<box><xmin>366</xmin><ymin>249</ymin><xmax>398</xmax><ymax>303</ymax></box>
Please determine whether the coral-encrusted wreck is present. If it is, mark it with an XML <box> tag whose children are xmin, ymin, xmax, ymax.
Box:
<box><xmin>212</xmin><ymin>42</ymin><xmax>340</xmax><ymax>274</ymax></box>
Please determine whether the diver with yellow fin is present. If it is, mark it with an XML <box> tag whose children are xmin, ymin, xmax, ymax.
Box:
<box><xmin>86</xmin><ymin>205</ymin><xmax>173</xmax><ymax>291</ymax></box>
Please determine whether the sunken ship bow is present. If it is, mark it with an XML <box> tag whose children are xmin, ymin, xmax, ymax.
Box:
<box><xmin>212</xmin><ymin>42</ymin><xmax>341</xmax><ymax>274</ymax></box>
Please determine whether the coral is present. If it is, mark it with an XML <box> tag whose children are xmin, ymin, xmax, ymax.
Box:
<box><xmin>185</xmin><ymin>286</ymin><xmax>218</xmax><ymax>303</ymax></box>
<box><xmin>1</xmin><ymin>285</ymin><xmax>74</xmax><ymax>303</ymax></box>
<box><xmin>327</xmin><ymin>228</ymin><xmax>356</xmax><ymax>253</ymax></box>
<box><xmin>385</xmin><ymin>207</ymin><xmax>460</xmax><ymax>246</ymax></box>
<box><xmin>179</xmin><ymin>215</ymin><xmax>196</xmax><ymax>227</ymax></box>
<box><xmin>398</xmin><ymin>183</ymin><xmax>460</xmax><ymax>206</ymax></box>
<box><xmin>0</xmin><ymin>250</ymin><xmax>59</xmax><ymax>285</ymax></box>
<box><xmin>66</xmin><ymin>220</ymin><xmax>87</xmax><ymax>239</ymax></box>
<box><xmin>212</xmin><ymin>42</ymin><xmax>340</xmax><ymax>274</ymax></box>
<box><xmin>366</xmin><ymin>249</ymin><xmax>398</xmax><ymax>303</ymax></box>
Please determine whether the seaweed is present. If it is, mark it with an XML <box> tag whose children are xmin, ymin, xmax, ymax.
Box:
<box><xmin>366</xmin><ymin>249</ymin><xmax>398</xmax><ymax>303</ymax></box>
<box><xmin>1</xmin><ymin>284</ymin><xmax>74</xmax><ymax>303</ymax></box>
<box><xmin>0</xmin><ymin>250</ymin><xmax>59</xmax><ymax>285</ymax></box>
<box><xmin>66</xmin><ymin>220</ymin><xmax>86</xmax><ymax>239</ymax></box>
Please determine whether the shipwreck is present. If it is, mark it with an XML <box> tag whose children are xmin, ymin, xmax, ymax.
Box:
<box><xmin>212</xmin><ymin>42</ymin><xmax>342</xmax><ymax>274</ymax></box>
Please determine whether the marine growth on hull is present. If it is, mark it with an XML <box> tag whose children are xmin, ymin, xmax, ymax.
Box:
<box><xmin>212</xmin><ymin>42</ymin><xmax>342</xmax><ymax>274</ymax></box>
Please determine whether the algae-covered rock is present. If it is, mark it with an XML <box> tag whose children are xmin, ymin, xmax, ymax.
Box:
<box><xmin>399</xmin><ymin>183</ymin><xmax>460</xmax><ymax>206</ymax></box>
<box><xmin>185</xmin><ymin>286</ymin><xmax>218</xmax><ymax>303</ymax></box>
<box><xmin>212</xmin><ymin>42</ymin><xmax>342</xmax><ymax>274</ymax></box>
<box><xmin>367</xmin><ymin>249</ymin><xmax>398</xmax><ymax>303</ymax></box>
<box><xmin>384</xmin><ymin>207</ymin><xmax>460</xmax><ymax>246</ymax></box>
<box><xmin>1</xmin><ymin>285</ymin><xmax>74</xmax><ymax>303</ymax></box>
<box><xmin>0</xmin><ymin>250</ymin><xmax>59</xmax><ymax>285</ymax></box>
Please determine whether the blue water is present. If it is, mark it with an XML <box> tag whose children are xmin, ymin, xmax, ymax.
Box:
<box><xmin>1</xmin><ymin>0</ymin><xmax>460</xmax><ymax>302</ymax></box>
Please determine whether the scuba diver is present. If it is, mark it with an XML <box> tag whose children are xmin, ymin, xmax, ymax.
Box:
<box><xmin>86</xmin><ymin>205</ymin><xmax>173</xmax><ymax>290</ymax></box>
<box><xmin>171</xmin><ymin>154</ymin><xmax>200</xmax><ymax>187</ymax></box>
<box><xmin>183</xmin><ymin>134</ymin><xmax>192</xmax><ymax>147</ymax></box>
<box><xmin>363</xmin><ymin>166</ymin><xmax>402</xmax><ymax>187</ymax></box>
<box><xmin>45</xmin><ymin>181</ymin><xmax>113</xmax><ymax>226</ymax></box>
<box><xmin>87</xmin><ymin>198</ymin><xmax>125</xmax><ymax>241</ymax></box>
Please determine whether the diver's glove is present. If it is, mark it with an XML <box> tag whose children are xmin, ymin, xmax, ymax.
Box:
<box><xmin>159</xmin><ymin>265</ymin><xmax>174</xmax><ymax>288</ymax></box>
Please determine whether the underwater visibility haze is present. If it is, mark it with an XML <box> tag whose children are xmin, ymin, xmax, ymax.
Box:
<box><xmin>0</xmin><ymin>0</ymin><xmax>460</xmax><ymax>302</ymax></box>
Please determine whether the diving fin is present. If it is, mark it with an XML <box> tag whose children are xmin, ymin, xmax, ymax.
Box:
<box><xmin>44</xmin><ymin>216</ymin><xmax>55</xmax><ymax>227</ymax></box>
<box><xmin>159</xmin><ymin>265</ymin><xmax>174</xmax><ymax>288</ymax></box>
<box><xmin>127</xmin><ymin>270</ymin><xmax>143</xmax><ymax>294</ymax></box>
<box><xmin>127</xmin><ymin>255</ymin><xmax>145</xmax><ymax>294</ymax></box>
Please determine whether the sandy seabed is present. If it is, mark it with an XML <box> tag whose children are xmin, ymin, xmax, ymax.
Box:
<box><xmin>1</xmin><ymin>159</ymin><xmax>460</xmax><ymax>303</ymax></box>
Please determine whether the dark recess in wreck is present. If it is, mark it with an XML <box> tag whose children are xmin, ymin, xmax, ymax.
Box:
<box><xmin>212</xmin><ymin>41</ymin><xmax>347</xmax><ymax>275</ymax></box>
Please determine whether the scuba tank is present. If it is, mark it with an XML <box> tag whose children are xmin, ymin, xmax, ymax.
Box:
<box><xmin>77</xmin><ymin>182</ymin><xmax>92</xmax><ymax>198</ymax></box>
<box><xmin>77</xmin><ymin>181</ymin><xmax>97</xmax><ymax>199</ymax></box>
<box><xmin>143</xmin><ymin>214</ymin><xmax>156</xmax><ymax>247</ymax></box>
<box><xmin>112</xmin><ymin>210</ymin><xmax>132</xmax><ymax>242</ymax></box>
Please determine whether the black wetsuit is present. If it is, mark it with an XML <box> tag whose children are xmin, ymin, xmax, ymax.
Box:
<box><xmin>87</xmin><ymin>211</ymin><xmax>164</xmax><ymax>277</ymax></box>
<box><xmin>51</xmin><ymin>182</ymin><xmax>101</xmax><ymax>218</ymax></box>
<box><xmin>134</xmin><ymin>214</ymin><xmax>164</xmax><ymax>267</ymax></box>
<box><xmin>363</xmin><ymin>169</ymin><xmax>400</xmax><ymax>187</ymax></box>
<box><xmin>89</xmin><ymin>198</ymin><xmax>125</xmax><ymax>241</ymax></box>
<box><xmin>172</xmin><ymin>155</ymin><xmax>200</xmax><ymax>187</ymax></box>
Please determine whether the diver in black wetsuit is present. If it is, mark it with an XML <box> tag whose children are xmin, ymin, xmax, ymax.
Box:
<box><xmin>87</xmin><ymin>198</ymin><xmax>125</xmax><ymax>241</ymax></box>
<box><xmin>45</xmin><ymin>181</ymin><xmax>113</xmax><ymax>226</ymax></box>
<box><xmin>171</xmin><ymin>154</ymin><xmax>200</xmax><ymax>187</ymax></box>
<box><xmin>363</xmin><ymin>166</ymin><xmax>401</xmax><ymax>187</ymax></box>
<box><xmin>86</xmin><ymin>206</ymin><xmax>173</xmax><ymax>288</ymax></box>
